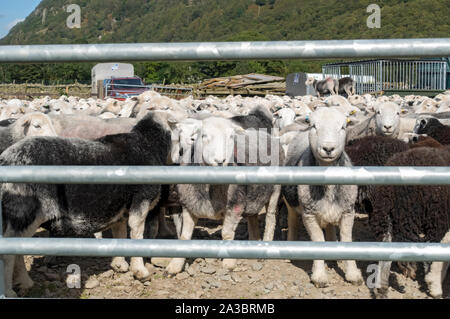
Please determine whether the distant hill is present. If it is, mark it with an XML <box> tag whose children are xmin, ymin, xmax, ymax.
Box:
<box><xmin>1</xmin><ymin>0</ymin><xmax>449</xmax><ymax>84</ymax></box>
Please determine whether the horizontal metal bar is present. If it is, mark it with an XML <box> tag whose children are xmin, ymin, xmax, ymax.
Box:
<box><xmin>0</xmin><ymin>39</ymin><xmax>449</xmax><ymax>63</ymax></box>
<box><xmin>0</xmin><ymin>166</ymin><xmax>449</xmax><ymax>185</ymax></box>
<box><xmin>0</xmin><ymin>166</ymin><xmax>448</xmax><ymax>185</ymax></box>
<box><xmin>0</xmin><ymin>238</ymin><xmax>449</xmax><ymax>262</ymax></box>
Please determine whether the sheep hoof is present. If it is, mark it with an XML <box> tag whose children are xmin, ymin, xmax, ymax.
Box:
<box><xmin>311</xmin><ymin>271</ymin><xmax>329</xmax><ymax>288</ymax></box>
<box><xmin>425</xmin><ymin>272</ymin><xmax>443</xmax><ymax>298</ymax></box>
<box><xmin>373</xmin><ymin>287</ymin><xmax>389</xmax><ymax>299</ymax></box>
<box><xmin>131</xmin><ymin>267</ymin><xmax>151</xmax><ymax>282</ymax></box>
<box><xmin>14</xmin><ymin>275</ymin><xmax>34</xmax><ymax>291</ymax></box>
<box><xmin>345</xmin><ymin>270</ymin><xmax>363</xmax><ymax>285</ymax></box>
<box><xmin>110</xmin><ymin>258</ymin><xmax>129</xmax><ymax>273</ymax></box>
<box><xmin>222</xmin><ymin>259</ymin><xmax>237</xmax><ymax>270</ymax></box>
<box><xmin>6</xmin><ymin>289</ymin><xmax>18</xmax><ymax>298</ymax></box>
<box><xmin>165</xmin><ymin>258</ymin><xmax>185</xmax><ymax>275</ymax></box>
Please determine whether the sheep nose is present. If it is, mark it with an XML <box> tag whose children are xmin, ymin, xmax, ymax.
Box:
<box><xmin>216</xmin><ymin>159</ymin><xmax>226</xmax><ymax>166</ymax></box>
<box><xmin>322</xmin><ymin>146</ymin><xmax>335</xmax><ymax>155</ymax></box>
<box><xmin>384</xmin><ymin>125</ymin><xmax>392</xmax><ymax>130</ymax></box>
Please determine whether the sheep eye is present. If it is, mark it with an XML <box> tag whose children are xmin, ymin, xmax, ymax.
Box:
<box><xmin>376</xmin><ymin>111</ymin><xmax>381</xmax><ymax>114</ymax></box>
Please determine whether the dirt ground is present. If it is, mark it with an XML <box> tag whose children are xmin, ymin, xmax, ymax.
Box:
<box><xmin>20</xmin><ymin>208</ymin><xmax>449</xmax><ymax>299</ymax></box>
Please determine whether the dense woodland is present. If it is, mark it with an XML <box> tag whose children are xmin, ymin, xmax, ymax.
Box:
<box><xmin>0</xmin><ymin>0</ymin><xmax>448</xmax><ymax>85</ymax></box>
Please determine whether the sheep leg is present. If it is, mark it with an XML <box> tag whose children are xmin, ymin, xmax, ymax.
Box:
<box><xmin>284</xmin><ymin>198</ymin><xmax>301</xmax><ymax>241</ymax></box>
<box><xmin>263</xmin><ymin>185</ymin><xmax>281</xmax><ymax>241</ymax></box>
<box><xmin>13</xmin><ymin>255</ymin><xmax>34</xmax><ymax>291</ymax></box>
<box><xmin>171</xmin><ymin>208</ymin><xmax>183</xmax><ymax>239</ymax></box>
<box><xmin>3</xmin><ymin>215</ymin><xmax>44</xmax><ymax>297</ymax></box>
<box><xmin>2</xmin><ymin>254</ymin><xmax>16</xmax><ymax>297</ymax></box>
<box><xmin>110</xmin><ymin>219</ymin><xmax>130</xmax><ymax>273</ymax></box>
<box><xmin>301</xmin><ymin>214</ymin><xmax>328</xmax><ymax>287</ymax></box>
<box><xmin>339</xmin><ymin>212</ymin><xmax>363</xmax><ymax>285</ymax></box>
<box><xmin>165</xmin><ymin>208</ymin><xmax>197</xmax><ymax>275</ymax></box>
<box><xmin>158</xmin><ymin>207</ymin><xmax>176</xmax><ymax>237</ymax></box>
<box><xmin>325</xmin><ymin>224</ymin><xmax>337</xmax><ymax>241</ymax></box>
<box><xmin>374</xmin><ymin>231</ymin><xmax>393</xmax><ymax>298</ymax></box>
<box><xmin>247</xmin><ymin>215</ymin><xmax>261</xmax><ymax>241</ymax></box>
<box><xmin>425</xmin><ymin>229</ymin><xmax>450</xmax><ymax>298</ymax></box>
<box><xmin>128</xmin><ymin>197</ymin><xmax>156</xmax><ymax>281</ymax></box>
<box><xmin>222</xmin><ymin>206</ymin><xmax>244</xmax><ymax>270</ymax></box>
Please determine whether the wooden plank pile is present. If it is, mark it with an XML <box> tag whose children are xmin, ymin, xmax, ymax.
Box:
<box><xmin>194</xmin><ymin>73</ymin><xmax>286</xmax><ymax>97</ymax></box>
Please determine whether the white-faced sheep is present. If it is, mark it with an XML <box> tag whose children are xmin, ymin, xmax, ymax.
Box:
<box><xmin>165</xmin><ymin>116</ymin><xmax>283</xmax><ymax>275</ymax></box>
<box><xmin>282</xmin><ymin>107</ymin><xmax>363</xmax><ymax>287</ymax></box>
<box><xmin>0</xmin><ymin>112</ymin><xmax>57</xmax><ymax>154</ymax></box>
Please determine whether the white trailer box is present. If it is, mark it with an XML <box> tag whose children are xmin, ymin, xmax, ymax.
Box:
<box><xmin>91</xmin><ymin>63</ymin><xmax>134</xmax><ymax>95</ymax></box>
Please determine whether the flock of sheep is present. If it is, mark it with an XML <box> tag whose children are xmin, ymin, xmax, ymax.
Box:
<box><xmin>0</xmin><ymin>88</ymin><xmax>449</xmax><ymax>299</ymax></box>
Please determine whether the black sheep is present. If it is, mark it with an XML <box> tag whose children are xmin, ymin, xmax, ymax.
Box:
<box><xmin>414</xmin><ymin>117</ymin><xmax>450</xmax><ymax>145</ymax></box>
<box><xmin>0</xmin><ymin>112</ymin><xmax>172</xmax><ymax>297</ymax></box>
<box><xmin>345</xmin><ymin>136</ymin><xmax>409</xmax><ymax>215</ymax></box>
<box><xmin>370</xmin><ymin>146</ymin><xmax>450</xmax><ymax>298</ymax></box>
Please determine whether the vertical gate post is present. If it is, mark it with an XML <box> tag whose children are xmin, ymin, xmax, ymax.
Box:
<box><xmin>0</xmin><ymin>200</ymin><xmax>5</xmax><ymax>298</ymax></box>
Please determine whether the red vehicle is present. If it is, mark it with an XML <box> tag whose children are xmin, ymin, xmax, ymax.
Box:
<box><xmin>104</xmin><ymin>77</ymin><xmax>150</xmax><ymax>100</ymax></box>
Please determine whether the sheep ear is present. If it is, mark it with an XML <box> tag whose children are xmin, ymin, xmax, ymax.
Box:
<box><xmin>20</xmin><ymin>107</ymin><xmax>26</xmax><ymax>113</ymax></box>
<box><xmin>346</xmin><ymin>116</ymin><xmax>360</xmax><ymax>127</ymax></box>
<box><xmin>21</xmin><ymin>118</ymin><xmax>30</xmax><ymax>127</ymax></box>
<box><xmin>295</xmin><ymin>114</ymin><xmax>310</xmax><ymax>125</ymax></box>
<box><xmin>366</xmin><ymin>104</ymin><xmax>376</xmax><ymax>113</ymax></box>
<box><xmin>167</xmin><ymin>115</ymin><xmax>178</xmax><ymax>129</ymax></box>
<box><xmin>232</xmin><ymin>123</ymin><xmax>245</xmax><ymax>133</ymax></box>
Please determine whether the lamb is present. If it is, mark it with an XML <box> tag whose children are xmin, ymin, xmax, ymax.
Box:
<box><xmin>0</xmin><ymin>112</ymin><xmax>173</xmax><ymax>297</ymax></box>
<box><xmin>414</xmin><ymin>117</ymin><xmax>450</xmax><ymax>145</ymax></box>
<box><xmin>305</xmin><ymin>77</ymin><xmax>339</xmax><ymax>97</ymax></box>
<box><xmin>282</xmin><ymin>107</ymin><xmax>363</xmax><ymax>287</ymax></box>
<box><xmin>338</xmin><ymin>77</ymin><xmax>355</xmax><ymax>96</ymax></box>
<box><xmin>369</xmin><ymin>146</ymin><xmax>450</xmax><ymax>298</ymax></box>
<box><xmin>165</xmin><ymin>116</ymin><xmax>283</xmax><ymax>275</ymax></box>
<box><xmin>0</xmin><ymin>112</ymin><xmax>57</xmax><ymax>154</ymax></box>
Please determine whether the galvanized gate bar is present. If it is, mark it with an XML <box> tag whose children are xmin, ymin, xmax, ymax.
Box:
<box><xmin>0</xmin><ymin>38</ymin><xmax>449</xmax><ymax>63</ymax></box>
<box><xmin>0</xmin><ymin>166</ymin><xmax>449</xmax><ymax>185</ymax></box>
<box><xmin>0</xmin><ymin>238</ymin><xmax>449</xmax><ymax>262</ymax></box>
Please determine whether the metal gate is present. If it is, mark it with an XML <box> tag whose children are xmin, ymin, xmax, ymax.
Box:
<box><xmin>323</xmin><ymin>59</ymin><xmax>447</xmax><ymax>95</ymax></box>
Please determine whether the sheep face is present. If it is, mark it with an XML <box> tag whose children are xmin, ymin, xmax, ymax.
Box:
<box><xmin>0</xmin><ymin>105</ymin><xmax>25</xmax><ymax>120</ymax></box>
<box><xmin>308</xmin><ymin>107</ymin><xmax>348</xmax><ymax>164</ymax></box>
<box><xmin>18</xmin><ymin>113</ymin><xmax>57</xmax><ymax>137</ymax></box>
<box><xmin>374</xmin><ymin>102</ymin><xmax>401</xmax><ymax>137</ymax></box>
<box><xmin>273</xmin><ymin>108</ymin><xmax>296</xmax><ymax>129</ymax></box>
<box><xmin>413</xmin><ymin>117</ymin><xmax>442</xmax><ymax>135</ymax></box>
<box><xmin>305</xmin><ymin>77</ymin><xmax>315</xmax><ymax>86</ymax></box>
<box><xmin>173</xmin><ymin>119</ymin><xmax>202</xmax><ymax>163</ymax></box>
<box><xmin>196</xmin><ymin>117</ymin><xmax>237</xmax><ymax>166</ymax></box>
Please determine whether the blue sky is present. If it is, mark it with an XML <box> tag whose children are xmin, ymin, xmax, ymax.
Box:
<box><xmin>0</xmin><ymin>0</ymin><xmax>42</xmax><ymax>39</ymax></box>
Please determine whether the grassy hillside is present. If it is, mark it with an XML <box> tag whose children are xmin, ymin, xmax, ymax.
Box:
<box><xmin>1</xmin><ymin>0</ymin><xmax>449</xmax><ymax>84</ymax></box>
